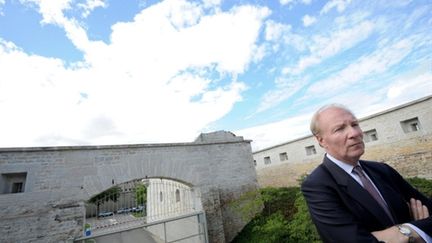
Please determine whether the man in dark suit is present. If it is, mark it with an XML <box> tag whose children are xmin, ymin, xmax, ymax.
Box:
<box><xmin>301</xmin><ymin>104</ymin><xmax>432</xmax><ymax>243</ymax></box>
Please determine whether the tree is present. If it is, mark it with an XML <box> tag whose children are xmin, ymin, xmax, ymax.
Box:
<box><xmin>135</xmin><ymin>184</ymin><xmax>147</xmax><ymax>205</ymax></box>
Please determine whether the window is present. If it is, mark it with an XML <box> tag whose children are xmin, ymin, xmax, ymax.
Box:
<box><xmin>264</xmin><ymin>156</ymin><xmax>271</xmax><ymax>165</ymax></box>
<box><xmin>364</xmin><ymin>129</ymin><xmax>378</xmax><ymax>142</ymax></box>
<box><xmin>1</xmin><ymin>172</ymin><xmax>27</xmax><ymax>194</ymax></box>
<box><xmin>306</xmin><ymin>145</ymin><xmax>317</xmax><ymax>156</ymax></box>
<box><xmin>175</xmin><ymin>189</ymin><xmax>180</xmax><ymax>202</ymax></box>
<box><xmin>160</xmin><ymin>191</ymin><xmax>163</xmax><ymax>202</ymax></box>
<box><xmin>12</xmin><ymin>183</ymin><xmax>23</xmax><ymax>193</ymax></box>
<box><xmin>400</xmin><ymin>117</ymin><xmax>421</xmax><ymax>133</ymax></box>
<box><xmin>279</xmin><ymin>152</ymin><xmax>288</xmax><ymax>161</ymax></box>
<box><xmin>253</xmin><ymin>160</ymin><xmax>257</xmax><ymax>166</ymax></box>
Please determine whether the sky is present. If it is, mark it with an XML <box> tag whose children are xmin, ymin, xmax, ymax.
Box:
<box><xmin>0</xmin><ymin>0</ymin><xmax>431</xmax><ymax>151</ymax></box>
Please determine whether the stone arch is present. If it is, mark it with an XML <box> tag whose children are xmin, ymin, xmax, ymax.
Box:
<box><xmin>0</xmin><ymin>131</ymin><xmax>261</xmax><ymax>243</ymax></box>
<box><xmin>84</xmin><ymin>176</ymin><xmax>202</xmax><ymax>217</ymax></box>
<box><xmin>84</xmin><ymin>176</ymin><xmax>203</xmax><ymax>238</ymax></box>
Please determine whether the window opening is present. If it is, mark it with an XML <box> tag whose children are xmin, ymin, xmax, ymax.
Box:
<box><xmin>1</xmin><ymin>172</ymin><xmax>27</xmax><ymax>194</ymax></box>
<box><xmin>400</xmin><ymin>117</ymin><xmax>421</xmax><ymax>133</ymax></box>
<box><xmin>364</xmin><ymin>129</ymin><xmax>378</xmax><ymax>142</ymax></box>
<box><xmin>306</xmin><ymin>145</ymin><xmax>317</xmax><ymax>156</ymax></box>
<box><xmin>279</xmin><ymin>152</ymin><xmax>288</xmax><ymax>161</ymax></box>
<box><xmin>175</xmin><ymin>189</ymin><xmax>180</xmax><ymax>202</ymax></box>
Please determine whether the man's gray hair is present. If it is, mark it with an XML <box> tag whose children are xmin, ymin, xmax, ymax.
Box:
<box><xmin>310</xmin><ymin>103</ymin><xmax>355</xmax><ymax>136</ymax></box>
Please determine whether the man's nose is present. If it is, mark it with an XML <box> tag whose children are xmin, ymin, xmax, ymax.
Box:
<box><xmin>348</xmin><ymin>126</ymin><xmax>362</xmax><ymax>138</ymax></box>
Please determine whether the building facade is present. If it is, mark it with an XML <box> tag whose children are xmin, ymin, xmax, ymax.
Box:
<box><xmin>146</xmin><ymin>178</ymin><xmax>197</xmax><ymax>222</ymax></box>
<box><xmin>253</xmin><ymin>95</ymin><xmax>432</xmax><ymax>187</ymax></box>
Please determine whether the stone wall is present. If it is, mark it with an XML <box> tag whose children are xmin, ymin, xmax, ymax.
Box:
<box><xmin>257</xmin><ymin>139</ymin><xmax>432</xmax><ymax>188</ymax></box>
<box><xmin>0</xmin><ymin>131</ymin><xmax>260</xmax><ymax>243</ymax></box>
<box><xmin>363</xmin><ymin>134</ymin><xmax>432</xmax><ymax>179</ymax></box>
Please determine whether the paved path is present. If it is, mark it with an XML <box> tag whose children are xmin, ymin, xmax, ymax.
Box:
<box><xmin>82</xmin><ymin>212</ymin><xmax>204</xmax><ymax>243</ymax></box>
<box><xmin>87</xmin><ymin>228</ymin><xmax>164</xmax><ymax>243</ymax></box>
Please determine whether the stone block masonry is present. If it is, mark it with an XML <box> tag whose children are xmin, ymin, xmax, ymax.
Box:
<box><xmin>0</xmin><ymin>131</ymin><xmax>261</xmax><ymax>243</ymax></box>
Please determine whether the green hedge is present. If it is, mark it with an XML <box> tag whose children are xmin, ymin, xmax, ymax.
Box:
<box><xmin>232</xmin><ymin>176</ymin><xmax>432</xmax><ymax>243</ymax></box>
<box><xmin>232</xmin><ymin>187</ymin><xmax>320</xmax><ymax>243</ymax></box>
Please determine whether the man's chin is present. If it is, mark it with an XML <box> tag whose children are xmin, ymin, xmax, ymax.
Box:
<box><xmin>351</xmin><ymin>149</ymin><xmax>365</xmax><ymax>158</ymax></box>
<box><xmin>348</xmin><ymin>144</ymin><xmax>365</xmax><ymax>158</ymax></box>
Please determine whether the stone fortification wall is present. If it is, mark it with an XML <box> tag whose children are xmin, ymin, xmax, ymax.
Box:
<box><xmin>257</xmin><ymin>137</ymin><xmax>432</xmax><ymax>188</ymax></box>
<box><xmin>362</xmin><ymin>134</ymin><xmax>432</xmax><ymax>179</ymax></box>
<box><xmin>0</xmin><ymin>131</ymin><xmax>260</xmax><ymax>243</ymax></box>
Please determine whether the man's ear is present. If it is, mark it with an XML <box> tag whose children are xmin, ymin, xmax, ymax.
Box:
<box><xmin>315</xmin><ymin>135</ymin><xmax>324</xmax><ymax>148</ymax></box>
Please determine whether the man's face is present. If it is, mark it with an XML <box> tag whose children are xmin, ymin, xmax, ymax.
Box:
<box><xmin>316</xmin><ymin>107</ymin><xmax>365</xmax><ymax>165</ymax></box>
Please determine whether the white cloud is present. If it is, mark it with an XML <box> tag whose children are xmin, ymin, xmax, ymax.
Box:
<box><xmin>320</xmin><ymin>0</ymin><xmax>352</xmax><ymax>14</ymax></box>
<box><xmin>387</xmin><ymin>73</ymin><xmax>432</xmax><ymax>100</ymax></box>
<box><xmin>302</xmin><ymin>14</ymin><xmax>316</xmax><ymax>27</ymax></box>
<box><xmin>19</xmin><ymin>0</ymin><xmax>99</xmax><ymax>53</ymax></box>
<box><xmin>202</xmin><ymin>0</ymin><xmax>222</xmax><ymax>8</ymax></box>
<box><xmin>345</xmin><ymin>71</ymin><xmax>432</xmax><ymax>119</ymax></box>
<box><xmin>284</xmin><ymin>20</ymin><xmax>374</xmax><ymax>75</ymax></box>
<box><xmin>279</xmin><ymin>0</ymin><xmax>295</xmax><ymax>6</ymax></box>
<box><xmin>77</xmin><ymin>0</ymin><xmax>107</xmax><ymax>18</ymax></box>
<box><xmin>0</xmin><ymin>38</ymin><xmax>84</xmax><ymax>146</ymax></box>
<box><xmin>164</xmin><ymin>0</ymin><xmax>203</xmax><ymax>29</ymax></box>
<box><xmin>256</xmin><ymin>17</ymin><xmax>375</xmax><ymax>114</ymax></box>
<box><xmin>280</xmin><ymin>0</ymin><xmax>312</xmax><ymax>6</ymax></box>
<box><xmin>307</xmin><ymin>38</ymin><xmax>414</xmax><ymax>96</ymax></box>
<box><xmin>237</xmin><ymin>113</ymin><xmax>312</xmax><ymax>151</ymax></box>
<box><xmin>0</xmin><ymin>0</ymin><xmax>5</xmax><ymax>15</ymax></box>
<box><xmin>251</xmin><ymin>44</ymin><xmax>268</xmax><ymax>63</ymax></box>
<box><xmin>264</xmin><ymin>20</ymin><xmax>306</xmax><ymax>52</ymax></box>
<box><xmin>20</xmin><ymin>0</ymin><xmax>72</xmax><ymax>25</ymax></box>
<box><xmin>265</xmin><ymin>20</ymin><xmax>288</xmax><ymax>41</ymax></box>
<box><xmin>0</xmin><ymin>1</ymin><xmax>269</xmax><ymax>147</ymax></box>
<box><xmin>256</xmin><ymin>77</ymin><xmax>307</xmax><ymax>113</ymax></box>
<box><xmin>403</xmin><ymin>5</ymin><xmax>431</xmax><ymax>30</ymax></box>
<box><xmin>311</xmin><ymin>20</ymin><xmax>373</xmax><ymax>60</ymax></box>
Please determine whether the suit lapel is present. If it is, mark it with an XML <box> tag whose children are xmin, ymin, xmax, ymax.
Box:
<box><xmin>322</xmin><ymin>157</ymin><xmax>394</xmax><ymax>226</ymax></box>
<box><xmin>360</xmin><ymin>162</ymin><xmax>406</xmax><ymax>223</ymax></box>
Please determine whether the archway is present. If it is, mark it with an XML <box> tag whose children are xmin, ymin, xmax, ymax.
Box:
<box><xmin>83</xmin><ymin>177</ymin><xmax>205</xmax><ymax>242</ymax></box>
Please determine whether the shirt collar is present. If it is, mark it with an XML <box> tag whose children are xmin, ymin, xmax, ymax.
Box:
<box><xmin>326</xmin><ymin>153</ymin><xmax>359</xmax><ymax>174</ymax></box>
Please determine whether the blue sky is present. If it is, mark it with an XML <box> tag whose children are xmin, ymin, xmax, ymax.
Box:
<box><xmin>0</xmin><ymin>0</ymin><xmax>431</xmax><ymax>151</ymax></box>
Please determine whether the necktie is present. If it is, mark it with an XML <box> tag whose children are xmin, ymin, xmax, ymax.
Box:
<box><xmin>352</xmin><ymin>165</ymin><xmax>395</xmax><ymax>223</ymax></box>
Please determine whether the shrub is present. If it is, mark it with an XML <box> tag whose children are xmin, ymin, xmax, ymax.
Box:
<box><xmin>406</xmin><ymin>177</ymin><xmax>432</xmax><ymax>198</ymax></box>
<box><xmin>233</xmin><ymin>210</ymin><xmax>291</xmax><ymax>243</ymax></box>
<box><xmin>259</xmin><ymin>187</ymin><xmax>299</xmax><ymax>218</ymax></box>
<box><xmin>252</xmin><ymin>211</ymin><xmax>290</xmax><ymax>242</ymax></box>
<box><xmin>287</xmin><ymin>191</ymin><xmax>320</xmax><ymax>242</ymax></box>
<box><xmin>232</xmin><ymin>187</ymin><xmax>318</xmax><ymax>243</ymax></box>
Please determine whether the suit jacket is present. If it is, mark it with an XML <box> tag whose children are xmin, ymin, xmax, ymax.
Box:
<box><xmin>301</xmin><ymin>156</ymin><xmax>432</xmax><ymax>243</ymax></box>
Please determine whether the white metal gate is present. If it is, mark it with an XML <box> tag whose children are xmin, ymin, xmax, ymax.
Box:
<box><xmin>74</xmin><ymin>211</ymin><xmax>208</xmax><ymax>243</ymax></box>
